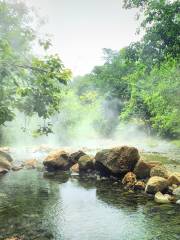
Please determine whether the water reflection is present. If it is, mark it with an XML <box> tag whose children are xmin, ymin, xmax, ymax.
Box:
<box><xmin>0</xmin><ymin>170</ymin><xmax>179</xmax><ymax>240</ymax></box>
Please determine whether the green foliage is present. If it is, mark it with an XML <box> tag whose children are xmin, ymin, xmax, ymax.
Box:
<box><xmin>16</xmin><ymin>55</ymin><xmax>71</xmax><ymax>119</ymax></box>
<box><xmin>0</xmin><ymin>0</ymin><xmax>71</xmax><ymax>136</ymax></box>
<box><xmin>124</xmin><ymin>0</ymin><xmax>180</xmax><ymax>64</ymax></box>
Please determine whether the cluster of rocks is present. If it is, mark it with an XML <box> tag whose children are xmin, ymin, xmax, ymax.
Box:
<box><xmin>42</xmin><ymin>146</ymin><xmax>180</xmax><ymax>204</ymax></box>
<box><xmin>1</xmin><ymin>146</ymin><xmax>180</xmax><ymax>205</ymax></box>
<box><xmin>0</xmin><ymin>150</ymin><xmax>39</xmax><ymax>175</ymax></box>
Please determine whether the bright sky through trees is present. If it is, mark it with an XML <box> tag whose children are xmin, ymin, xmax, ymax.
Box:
<box><xmin>26</xmin><ymin>0</ymin><xmax>140</xmax><ymax>76</ymax></box>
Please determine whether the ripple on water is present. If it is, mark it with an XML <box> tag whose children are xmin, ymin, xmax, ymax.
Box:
<box><xmin>0</xmin><ymin>170</ymin><xmax>180</xmax><ymax>240</ymax></box>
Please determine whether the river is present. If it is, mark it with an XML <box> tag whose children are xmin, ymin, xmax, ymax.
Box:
<box><xmin>0</xmin><ymin>146</ymin><xmax>180</xmax><ymax>240</ymax></box>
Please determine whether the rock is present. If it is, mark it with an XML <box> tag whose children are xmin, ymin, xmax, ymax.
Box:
<box><xmin>0</xmin><ymin>150</ymin><xmax>13</xmax><ymax>162</ymax></box>
<box><xmin>79</xmin><ymin>155</ymin><xmax>94</xmax><ymax>172</ymax></box>
<box><xmin>134</xmin><ymin>181</ymin><xmax>146</xmax><ymax>191</ymax></box>
<box><xmin>0</xmin><ymin>158</ymin><xmax>12</xmax><ymax>170</ymax></box>
<box><xmin>145</xmin><ymin>176</ymin><xmax>169</xmax><ymax>194</ymax></box>
<box><xmin>134</xmin><ymin>160</ymin><xmax>160</xmax><ymax>179</ymax></box>
<box><xmin>0</xmin><ymin>167</ymin><xmax>8</xmax><ymax>175</ymax></box>
<box><xmin>12</xmin><ymin>166</ymin><xmax>23</xmax><ymax>171</ymax></box>
<box><xmin>24</xmin><ymin>159</ymin><xmax>38</xmax><ymax>169</ymax></box>
<box><xmin>150</xmin><ymin>165</ymin><xmax>169</xmax><ymax>179</ymax></box>
<box><xmin>0</xmin><ymin>151</ymin><xmax>12</xmax><ymax>174</ymax></box>
<box><xmin>95</xmin><ymin>146</ymin><xmax>140</xmax><ymax>177</ymax></box>
<box><xmin>122</xmin><ymin>172</ymin><xmax>137</xmax><ymax>188</ymax></box>
<box><xmin>68</xmin><ymin>150</ymin><xmax>86</xmax><ymax>165</ymax></box>
<box><xmin>70</xmin><ymin>163</ymin><xmax>79</xmax><ymax>173</ymax></box>
<box><xmin>172</xmin><ymin>184</ymin><xmax>178</xmax><ymax>189</ymax></box>
<box><xmin>167</xmin><ymin>186</ymin><xmax>174</xmax><ymax>195</ymax></box>
<box><xmin>43</xmin><ymin>150</ymin><xmax>70</xmax><ymax>171</ymax></box>
<box><xmin>168</xmin><ymin>172</ymin><xmax>180</xmax><ymax>186</ymax></box>
<box><xmin>154</xmin><ymin>191</ymin><xmax>173</xmax><ymax>204</ymax></box>
<box><xmin>173</xmin><ymin>186</ymin><xmax>180</xmax><ymax>199</ymax></box>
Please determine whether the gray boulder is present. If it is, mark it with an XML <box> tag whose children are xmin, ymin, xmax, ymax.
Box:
<box><xmin>95</xmin><ymin>146</ymin><xmax>140</xmax><ymax>177</ymax></box>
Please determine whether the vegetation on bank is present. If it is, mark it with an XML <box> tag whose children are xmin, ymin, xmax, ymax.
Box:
<box><xmin>0</xmin><ymin>0</ymin><xmax>179</xmax><ymax>142</ymax></box>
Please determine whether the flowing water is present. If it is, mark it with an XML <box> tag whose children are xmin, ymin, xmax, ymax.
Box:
<box><xmin>0</xmin><ymin>146</ymin><xmax>180</xmax><ymax>240</ymax></box>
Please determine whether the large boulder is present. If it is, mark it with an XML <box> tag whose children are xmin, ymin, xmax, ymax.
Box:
<box><xmin>68</xmin><ymin>150</ymin><xmax>86</xmax><ymax>165</ymax></box>
<box><xmin>79</xmin><ymin>155</ymin><xmax>94</xmax><ymax>172</ymax></box>
<box><xmin>154</xmin><ymin>191</ymin><xmax>174</xmax><ymax>204</ymax></box>
<box><xmin>150</xmin><ymin>165</ymin><xmax>169</xmax><ymax>179</ymax></box>
<box><xmin>95</xmin><ymin>146</ymin><xmax>140</xmax><ymax>177</ymax></box>
<box><xmin>145</xmin><ymin>176</ymin><xmax>169</xmax><ymax>194</ymax></box>
<box><xmin>122</xmin><ymin>172</ymin><xmax>137</xmax><ymax>188</ymax></box>
<box><xmin>0</xmin><ymin>151</ymin><xmax>13</xmax><ymax>162</ymax></box>
<box><xmin>168</xmin><ymin>172</ymin><xmax>180</xmax><ymax>186</ymax></box>
<box><xmin>43</xmin><ymin>150</ymin><xmax>70</xmax><ymax>171</ymax></box>
<box><xmin>134</xmin><ymin>160</ymin><xmax>160</xmax><ymax>179</ymax></box>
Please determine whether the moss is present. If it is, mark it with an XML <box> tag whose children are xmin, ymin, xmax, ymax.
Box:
<box><xmin>141</xmin><ymin>153</ymin><xmax>179</xmax><ymax>165</ymax></box>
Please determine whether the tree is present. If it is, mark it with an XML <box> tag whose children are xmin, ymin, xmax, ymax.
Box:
<box><xmin>0</xmin><ymin>0</ymin><xmax>71</xmax><ymax>135</ymax></box>
<box><xmin>123</xmin><ymin>0</ymin><xmax>180</xmax><ymax>64</ymax></box>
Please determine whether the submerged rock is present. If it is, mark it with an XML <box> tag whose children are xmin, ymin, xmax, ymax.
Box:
<box><xmin>43</xmin><ymin>150</ymin><xmax>70</xmax><ymax>171</ymax></box>
<box><xmin>154</xmin><ymin>191</ymin><xmax>173</xmax><ymax>204</ymax></box>
<box><xmin>150</xmin><ymin>165</ymin><xmax>169</xmax><ymax>179</ymax></box>
<box><xmin>145</xmin><ymin>176</ymin><xmax>168</xmax><ymax>194</ymax></box>
<box><xmin>122</xmin><ymin>172</ymin><xmax>137</xmax><ymax>188</ymax></box>
<box><xmin>134</xmin><ymin>160</ymin><xmax>160</xmax><ymax>179</ymax></box>
<box><xmin>79</xmin><ymin>155</ymin><xmax>94</xmax><ymax>172</ymax></box>
<box><xmin>95</xmin><ymin>146</ymin><xmax>140</xmax><ymax>177</ymax></box>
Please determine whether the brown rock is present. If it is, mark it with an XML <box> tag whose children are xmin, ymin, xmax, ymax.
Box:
<box><xmin>0</xmin><ymin>150</ymin><xmax>13</xmax><ymax>162</ymax></box>
<box><xmin>70</xmin><ymin>163</ymin><xmax>79</xmax><ymax>173</ymax></box>
<box><xmin>95</xmin><ymin>146</ymin><xmax>140</xmax><ymax>177</ymax></box>
<box><xmin>134</xmin><ymin>160</ymin><xmax>160</xmax><ymax>179</ymax></box>
<box><xmin>12</xmin><ymin>166</ymin><xmax>23</xmax><ymax>171</ymax></box>
<box><xmin>68</xmin><ymin>150</ymin><xmax>86</xmax><ymax>165</ymax></box>
<box><xmin>24</xmin><ymin>159</ymin><xmax>38</xmax><ymax>169</ymax></box>
<box><xmin>43</xmin><ymin>150</ymin><xmax>70</xmax><ymax>171</ymax></box>
<box><xmin>0</xmin><ymin>158</ymin><xmax>12</xmax><ymax>170</ymax></box>
<box><xmin>134</xmin><ymin>181</ymin><xmax>146</xmax><ymax>191</ymax></box>
<box><xmin>79</xmin><ymin>155</ymin><xmax>94</xmax><ymax>172</ymax></box>
<box><xmin>150</xmin><ymin>165</ymin><xmax>169</xmax><ymax>179</ymax></box>
<box><xmin>0</xmin><ymin>167</ymin><xmax>8</xmax><ymax>175</ymax></box>
<box><xmin>122</xmin><ymin>172</ymin><xmax>137</xmax><ymax>188</ymax></box>
<box><xmin>145</xmin><ymin>176</ymin><xmax>169</xmax><ymax>194</ymax></box>
<box><xmin>168</xmin><ymin>172</ymin><xmax>180</xmax><ymax>186</ymax></box>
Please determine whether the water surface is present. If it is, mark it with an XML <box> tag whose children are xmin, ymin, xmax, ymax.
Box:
<box><xmin>0</xmin><ymin>169</ymin><xmax>180</xmax><ymax>240</ymax></box>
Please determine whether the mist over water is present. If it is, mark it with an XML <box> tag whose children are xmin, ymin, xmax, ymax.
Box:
<box><xmin>1</xmin><ymin>109</ymin><xmax>175</xmax><ymax>154</ymax></box>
